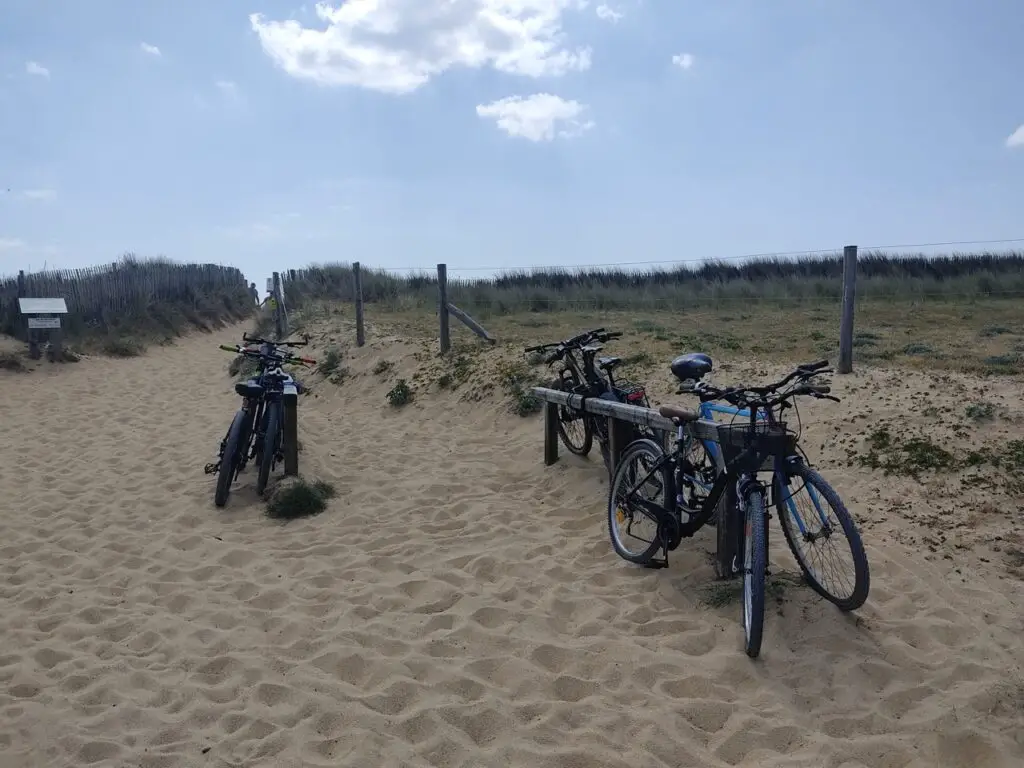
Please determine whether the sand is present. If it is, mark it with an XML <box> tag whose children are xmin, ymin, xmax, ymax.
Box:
<box><xmin>0</xmin><ymin>321</ymin><xmax>1022</xmax><ymax>768</ymax></box>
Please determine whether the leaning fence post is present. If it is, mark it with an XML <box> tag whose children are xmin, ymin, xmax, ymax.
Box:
<box><xmin>353</xmin><ymin>261</ymin><xmax>365</xmax><ymax>347</ymax></box>
<box><xmin>838</xmin><ymin>245</ymin><xmax>858</xmax><ymax>374</ymax></box>
<box><xmin>437</xmin><ymin>263</ymin><xmax>450</xmax><ymax>355</ymax></box>
<box><xmin>272</xmin><ymin>271</ymin><xmax>284</xmax><ymax>338</ymax></box>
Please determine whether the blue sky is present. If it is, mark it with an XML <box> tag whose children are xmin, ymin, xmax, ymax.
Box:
<box><xmin>2</xmin><ymin>0</ymin><xmax>1023</xmax><ymax>287</ymax></box>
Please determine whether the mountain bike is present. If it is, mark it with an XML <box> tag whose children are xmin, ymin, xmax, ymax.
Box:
<box><xmin>608</xmin><ymin>362</ymin><xmax>870</xmax><ymax>657</ymax></box>
<box><xmin>669</xmin><ymin>353</ymin><xmax>871</xmax><ymax>611</ymax></box>
<box><xmin>525</xmin><ymin>328</ymin><xmax>652</xmax><ymax>470</ymax></box>
<box><xmin>205</xmin><ymin>334</ymin><xmax>315</xmax><ymax>507</ymax></box>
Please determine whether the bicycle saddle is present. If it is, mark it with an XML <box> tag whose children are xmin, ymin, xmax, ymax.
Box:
<box><xmin>597</xmin><ymin>356</ymin><xmax>621</xmax><ymax>370</ymax></box>
<box><xmin>658</xmin><ymin>404</ymin><xmax>700</xmax><ymax>422</ymax></box>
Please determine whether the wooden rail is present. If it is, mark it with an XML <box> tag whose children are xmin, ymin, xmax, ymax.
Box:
<box><xmin>530</xmin><ymin>386</ymin><xmax>722</xmax><ymax>473</ymax></box>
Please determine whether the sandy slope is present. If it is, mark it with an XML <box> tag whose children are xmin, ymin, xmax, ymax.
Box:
<box><xmin>0</xmin><ymin>323</ymin><xmax>1022</xmax><ymax>768</ymax></box>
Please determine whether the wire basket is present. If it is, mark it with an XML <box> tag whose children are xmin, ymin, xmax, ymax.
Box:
<box><xmin>716</xmin><ymin>421</ymin><xmax>797</xmax><ymax>466</ymax></box>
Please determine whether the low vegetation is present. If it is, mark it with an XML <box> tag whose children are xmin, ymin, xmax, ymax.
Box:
<box><xmin>495</xmin><ymin>360</ymin><xmax>543</xmax><ymax>416</ymax></box>
<box><xmin>386</xmin><ymin>379</ymin><xmax>413</xmax><ymax>407</ymax></box>
<box><xmin>1</xmin><ymin>255</ymin><xmax>254</xmax><ymax>356</ymax></box>
<box><xmin>265</xmin><ymin>477</ymin><xmax>337</xmax><ymax>521</ymax></box>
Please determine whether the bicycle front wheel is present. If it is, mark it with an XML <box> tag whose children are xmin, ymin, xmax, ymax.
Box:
<box><xmin>215</xmin><ymin>410</ymin><xmax>246</xmax><ymax>508</ymax></box>
<box><xmin>773</xmin><ymin>464</ymin><xmax>870</xmax><ymax>611</ymax></box>
<box><xmin>607</xmin><ymin>438</ymin><xmax>669</xmax><ymax>566</ymax></box>
<box><xmin>742</xmin><ymin>489</ymin><xmax>768</xmax><ymax>658</ymax></box>
<box><xmin>257</xmin><ymin>402</ymin><xmax>281</xmax><ymax>496</ymax></box>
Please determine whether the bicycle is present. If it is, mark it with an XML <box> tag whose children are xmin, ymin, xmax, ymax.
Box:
<box><xmin>607</xmin><ymin>361</ymin><xmax>870</xmax><ymax>657</ymax></box>
<box><xmin>668</xmin><ymin>353</ymin><xmax>871</xmax><ymax>611</ymax></box>
<box><xmin>204</xmin><ymin>334</ymin><xmax>315</xmax><ymax>507</ymax></box>
<box><xmin>525</xmin><ymin>328</ymin><xmax>652</xmax><ymax>469</ymax></box>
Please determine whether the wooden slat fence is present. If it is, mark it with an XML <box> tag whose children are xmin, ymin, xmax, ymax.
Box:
<box><xmin>0</xmin><ymin>258</ymin><xmax>249</xmax><ymax>338</ymax></box>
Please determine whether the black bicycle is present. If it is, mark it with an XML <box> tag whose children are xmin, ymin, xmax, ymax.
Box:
<box><xmin>205</xmin><ymin>334</ymin><xmax>315</xmax><ymax>507</ymax></box>
<box><xmin>525</xmin><ymin>328</ymin><xmax>651</xmax><ymax>469</ymax></box>
<box><xmin>607</xmin><ymin>361</ymin><xmax>869</xmax><ymax>657</ymax></box>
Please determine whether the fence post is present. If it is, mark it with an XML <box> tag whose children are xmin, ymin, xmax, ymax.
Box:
<box><xmin>272</xmin><ymin>271</ymin><xmax>284</xmax><ymax>338</ymax></box>
<box><xmin>438</xmin><ymin>263</ymin><xmax>450</xmax><ymax>355</ymax></box>
<box><xmin>16</xmin><ymin>270</ymin><xmax>27</xmax><ymax>345</ymax></box>
<box><xmin>838</xmin><ymin>245</ymin><xmax>858</xmax><ymax>374</ymax></box>
<box><xmin>353</xmin><ymin>262</ymin><xmax>365</xmax><ymax>347</ymax></box>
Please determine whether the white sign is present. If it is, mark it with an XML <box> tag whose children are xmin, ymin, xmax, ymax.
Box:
<box><xmin>28</xmin><ymin>316</ymin><xmax>61</xmax><ymax>329</ymax></box>
<box><xmin>19</xmin><ymin>298</ymin><xmax>68</xmax><ymax>314</ymax></box>
<box><xmin>266</xmin><ymin>278</ymin><xmax>274</xmax><ymax>293</ymax></box>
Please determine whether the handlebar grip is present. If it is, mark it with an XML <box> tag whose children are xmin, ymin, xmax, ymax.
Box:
<box><xmin>810</xmin><ymin>385</ymin><xmax>831</xmax><ymax>394</ymax></box>
<box><xmin>219</xmin><ymin>345</ymin><xmax>239</xmax><ymax>352</ymax></box>
<box><xmin>801</xmin><ymin>359</ymin><xmax>829</xmax><ymax>371</ymax></box>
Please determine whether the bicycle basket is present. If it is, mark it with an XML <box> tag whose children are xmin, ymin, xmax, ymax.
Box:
<box><xmin>716</xmin><ymin>421</ymin><xmax>796</xmax><ymax>465</ymax></box>
<box><xmin>615</xmin><ymin>379</ymin><xmax>648</xmax><ymax>405</ymax></box>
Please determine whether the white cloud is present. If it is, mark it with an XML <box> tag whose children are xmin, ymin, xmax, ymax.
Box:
<box><xmin>249</xmin><ymin>0</ymin><xmax>592</xmax><ymax>94</ymax></box>
<box><xmin>1007</xmin><ymin>125</ymin><xmax>1024</xmax><ymax>149</ymax></box>
<box><xmin>21</xmin><ymin>189</ymin><xmax>56</xmax><ymax>201</ymax></box>
<box><xmin>671</xmin><ymin>52</ymin><xmax>695</xmax><ymax>70</ymax></box>
<box><xmin>216</xmin><ymin>79</ymin><xmax>239</xmax><ymax>94</ymax></box>
<box><xmin>140</xmin><ymin>42</ymin><xmax>161</xmax><ymax>57</ymax></box>
<box><xmin>596</xmin><ymin>4</ymin><xmax>623</xmax><ymax>23</ymax></box>
<box><xmin>25</xmin><ymin>61</ymin><xmax>50</xmax><ymax>78</ymax></box>
<box><xmin>476</xmin><ymin>93</ymin><xmax>593</xmax><ymax>142</ymax></box>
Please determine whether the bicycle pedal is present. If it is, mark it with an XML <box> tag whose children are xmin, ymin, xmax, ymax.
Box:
<box><xmin>204</xmin><ymin>462</ymin><xmax>220</xmax><ymax>475</ymax></box>
<box><xmin>643</xmin><ymin>558</ymin><xmax>668</xmax><ymax>569</ymax></box>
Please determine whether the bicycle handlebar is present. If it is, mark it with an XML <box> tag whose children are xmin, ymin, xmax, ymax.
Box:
<box><xmin>219</xmin><ymin>344</ymin><xmax>316</xmax><ymax>367</ymax></box>
<box><xmin>693</xmin><ymin>362</ymin><xmax>838</xmax><ymax>408</ymax></box>
<box><xmin>525</xmin><ymin>327</ymin><xmax>617</xmax><ymax>360</ymax></box>
<box><xmin>242</xmin><ymin>332</ymin><xmax>310</xmax><ymax>347</ymax></box>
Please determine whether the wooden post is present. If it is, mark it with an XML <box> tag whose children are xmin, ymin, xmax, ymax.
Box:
<box><xmin>438</xmin><ymin>263</ymin><xmax>450</xmax><ymax>355</ymax></box>
<box><xmin>272</xmin><ymin>271</ymin><xmax>284</xmax><ymax>339</ymax></box>
<box><xmin>283</xmin><ymin>398</ymin><xmax>299</xmax><ymax>476</ymax></box>
<box><xmin>607</xmin><ymin>417</ymin><xmax>633</xmax><ymax>477</ymax></box>
<box><xmin>445</xmin><ymin>302</ymin><xmax>496</xmax><ymax>344</ymax></box>
<box><xmin>543</xmin><ymin>401</ymin><xmax>559</xmax><ymax>465</ymax></box>
<box><xmin>353</xmin><ymin>262</ymin><xmax>365</xmax><ymax>347</ymax></box>
<box><xmin>838</xmin><ymin>245</ymin><xmax>858</xmax><ymax>374</ymax></box>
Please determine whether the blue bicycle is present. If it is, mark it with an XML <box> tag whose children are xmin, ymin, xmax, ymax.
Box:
<box><xmin>666</xmin><ymin>353</ymin><xmax>870</xmax><ymax>612</ymax></box>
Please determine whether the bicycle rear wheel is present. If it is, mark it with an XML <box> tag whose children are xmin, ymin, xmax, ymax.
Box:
<box><xmin>257</xmin><ymin>402</ymin><xmax>281</xmax><ymax>496</ymax></box>
<box><xmin>741</xmin><ymin>489</ymin><xmax>768</xmax><ymax>658</ymax></box>
<box><xmin>773</xmin><ymin>464</ymin><xmax>870</xmax><ymax>611</ymax></box>
<box><xmin>607</xmin><ymin>438</ymin><xmax>669</xmax><ymax>566</ymax></box>
<box><xmin>553</xmin><ymin>375</ymin><xmax>592</xmax><ymax>456</ymax></box>
<box><xmin>215</xmin><ymin>410</ymin><xmax>246</xmax><ymax>508</ymax></box>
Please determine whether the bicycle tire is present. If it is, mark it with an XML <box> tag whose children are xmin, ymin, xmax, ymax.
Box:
<box><xmin>215</xmin><ymin>410</ymin><xmax>246</xmax><ymax>508</ymax></box>
<box><xmin>715</xmin><ymin>479</ymin><xmax>740</xmax><ymax>580</ymax></box>
<box><xmin>553</xmin><ymin>375</ymin><xmax>593</xmax><ymax>456</ymax></box>
<box><xmin>773</xmin><ymin>464</ymin><xmax>870</xmax><ymax>611</ymax></box>
<box><xmin>257</xmin><ymin>402</ymin><xmax>280</xmax><ymax>496</ymax></box>
<box><xmin>742</xmin><ymin>489</ymin><xmax>768</xmax><ymax>658</ymax></box>
<box><xmin>607</xmin><ymin>438</ymin><xmax>669</xmax><ymax>566</ymax></box>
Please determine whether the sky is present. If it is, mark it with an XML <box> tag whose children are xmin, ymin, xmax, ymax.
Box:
<box><xmin>2</xmin><ymin>0</ymin><xmax>1024</xmax><ymax>287</ymax></box>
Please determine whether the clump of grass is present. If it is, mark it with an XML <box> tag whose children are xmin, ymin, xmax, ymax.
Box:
<box><xmin>102</xmin><ymin>339</ymin><xmax>144</xmax><ymax>358</ymax></box>
<box><xmin>437</xmin><ymin>372</ymin><xmax>454</xmax><ymax>389</ymax></box>
<box><xmin>386</xmin><ymin>379</ymin><xmax>413</xmax><ymax>406</ymax></box>
<box><xmin>0</xmin><ymin>351</ymin><xmax>25</xmax><ymax>371</ymax></box>
<box><xmin>853</xmin><ymin>331</ymin><xmax>881</xmax><ymax>348</ymax></box>
<box><xmin>856</xmin><ymin>426</ymin><xmax>955</xmax><ymax>476</ymax></box>
<box><xmin>265</xmin><ymin>477</ymin><xmax>337</xmax><ymax>521</ymax></box>
<box><xmin>622</xmin><ymin>351</ymin><xmax>653</xmax><ymax>367</ymax></box>
<box><xmin>902</xmin><ymin>342</ymin><xmax>937</xmax><ymax>357</ymax></box>
<box><xmin>373</xmin><ymin>359</ymin><xmax>393</xmax><ymax>375</ymax></box>
<box><xmin>980</xmin><ymin>325</ymin><xmax>1014</xmax><ymax>337</ymax></box>
<box><xmin>328</xmin><ymin>366</ymin><xmax>349</xmax><ymax>385</ymax></box>
<box><xmin>55</xmin><ymin>347</ymin><xmax>80</xmax><ymax>363</ymax></box>
<box><xmin>965</xmin><ymin>401</ymin><xmax>996</xmax><ymax>421</ymax></box>
<box><xmin>319</xmin><ymin>346</ymin><xmax>344</xmax><ymax>376</ymax></box>
<box><xmin>496</xmin><ymin>360</ymin><xmax>543</xmax><ymax>416</ymax></box>
<box><xmin>525</xmin><ymin>350</ymin><xmax>547</xmax><ymax>366</ymax></box>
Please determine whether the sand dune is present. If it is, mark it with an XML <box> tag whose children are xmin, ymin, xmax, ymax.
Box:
<box><xmin>0</xmin><ymin>322</ymin><xmax>1022</xmax><ymax>768</ymax></box>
